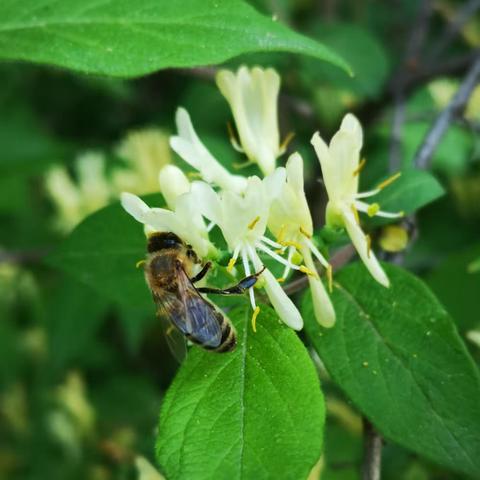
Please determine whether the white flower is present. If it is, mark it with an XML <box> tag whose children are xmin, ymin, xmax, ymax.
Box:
<box><xmin>135</xmin><ymin>456</ymin><xmax>165</xmax><ymax>480</ymax></box>
<box><xmin>311</xmin><ymin>113</ymin><xmax>403</xmax><ymax>287</ymax></box>
<box><xmin>191</xmin><ymin>172</ymin><xmax>304</xmax><ymax>331</ymax></box>
<box><xmin>158</xmin><ymin>164</ymin><xmax>190</xmax><ymax>210</ymax></box>
<box><xmin>268</xmin><ymin>153</ymin><xmax>336</xmax><ymax>328</ymax></box>
<box><xmin>121</xmin><ymin>169</ymin><xmax>216</xmax><ymax>259</ymax></box>
<box><xmin>45</xmin><ymin>152</ymin><xmax>111</xmax><ymax>232</ymax></box>
<box><xmin>170</xmin><ymin>107</ymin><xmax>247</xmax><ymax>193</ymax></box>
<box><xmin>216</xmin><ymin>66</ymin><xmax>288</xmax><ymax>175</ymax></box>
<box><xmin>114</xmin><ymin>128</ymin><xmax>171</xmax><ymax>194</ymax></box>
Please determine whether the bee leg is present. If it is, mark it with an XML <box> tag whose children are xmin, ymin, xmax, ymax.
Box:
<box><xmin>191</xmin><ymin>262</ymin><xmax>212</xmax><ymax>283</ymax></box>
<box><xmin>197</xmin><ymin>266</ymin><xmax>265</xmax><ymax>296</ymax></box>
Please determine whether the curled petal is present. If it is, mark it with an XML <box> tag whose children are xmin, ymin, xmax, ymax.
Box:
<box><xmin>249</xmin><ymin>249</ymin><xmax>303</xmax><ymax>330</ymax></box>
<box><xmin>341</xmin><ymin>204</ymin><xmax>390</xmax><ymax>287</ymax></box>
<box><xmin>302</xmin><ymin>247</ymin><xmax>335</xmax><ymax>328</ymax></box>
<box><xmin>170</xmin><ymin>107</ymin><xmax>247</xmax><ymax>193</ymax></box>
<box><xmin>121</xmin><ymin>192</ymin><xmax>150</xmax><ymax>223</ymax></box>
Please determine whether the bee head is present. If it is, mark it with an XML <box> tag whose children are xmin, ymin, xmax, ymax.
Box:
<box><xmin>147</xmin><ymin>232</ymin><xmax>184</xmax><ymax>253</ymax></box>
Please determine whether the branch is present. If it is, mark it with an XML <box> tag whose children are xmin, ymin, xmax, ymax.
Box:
<box><xmin>414</xmin><ymin>53</ymin><xmax>480</xmax><ymax>169</ymax></box>
<box><xmin>429</xmin><ymin>0</ymin><xmax>480</xmax><ymax>62</ymax></box>
<box><xmin>362</xmin><ymin>419</ymin><xmax>382</xmax><ymax>480</ymax></box>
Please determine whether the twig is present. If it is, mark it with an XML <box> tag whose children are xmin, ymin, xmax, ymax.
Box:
<box><xmin>362</xmin><ymin>419</ymin><xmax>382</xmax><ymax>480</ymax></box>
<box><xmin>414</xmin><ymin>53</ymin><xmax>480</xmax><ymax>169</ymax></box>
<box><xmin>429</xmin><ymin>0</ymin><xmax>480</xmax><ymax>62</ymax></box>
<box><xmin>389</xmin><ymin>0</ymin><xmax>432</xmax><ymax>171</ymax></box>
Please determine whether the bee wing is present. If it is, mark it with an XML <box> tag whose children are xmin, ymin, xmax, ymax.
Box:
<box><xmin>176</xmin><ymin>265</ymin><xmax>223</xmax><ymax>349</ymax></box>
<box><xmin>153</xmin><ymin>292</ymin><xmax>188</xmax><ymax>363</ymax></box>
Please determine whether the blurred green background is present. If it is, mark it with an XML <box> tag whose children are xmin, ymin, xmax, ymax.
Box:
<box><xmin>1</xmin><ymin>0</ymin><xmax>479</xmax><ymax>479</ymax></box>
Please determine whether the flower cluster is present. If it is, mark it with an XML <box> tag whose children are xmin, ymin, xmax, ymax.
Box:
<box><xmin>122</xmin><ymin>66</ymin><xmax>402</xmax><ymax>332</ymax></box>
<box><xmin>45</xmin><ymin>129</ymin><xmax>171</xmax><ymax>232</ymax></box>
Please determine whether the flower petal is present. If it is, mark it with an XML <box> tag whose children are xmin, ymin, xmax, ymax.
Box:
<box><xmin>249</xmin><ymin>249</ymin><xmax>303</xmax><ymax>330</ymax></box>
<box><xmin>158</xmin><ymin>165</ymin><xmax>190</xmax><ymax>210</ymax></box>
<box><xmin>302</xmin><ymin>246</ymin><xmax>335</xmax><ymax>328</ymax></box>
<box><xmin>121</xmin><ymin>192</ymin><xmax>150</xmax><ymax>223</ymax></box>
<box><xmin>170</xmin><ymin>107</ymin><xmax>247</xmax><ymax>193</ymax></box>
<box><xmin>341</xmin><ymin>204</ymin><xmax>390</xmax><ymax>287</ymax></box>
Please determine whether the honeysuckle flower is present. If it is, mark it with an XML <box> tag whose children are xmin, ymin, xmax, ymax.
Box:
<box><xmin>114</xmin><ymin>128</ymin><xmax>171</xmax><ymax>193</ymax></box>
<box><xmin>268</xmin><ymin>153</ymin><xmax>336</xmax><ymax>328</ymax></box>
<box><xmin>121</xmin><ymin>186</ymin><xmax>217</xmax><ymax>260</ymax></box>
<box><xmin>170</xmin><ymin>107</ymin><xmax>247</xmax><ymax>193</ymax></box>
<box><xmin>158</xmin><ymin>164</ymin><xmax>190</xmax><ymax>210</ymax></box>
<box><xmin>311</xmin><ymin>114</ymin><xmax>403</xmax><ymax>287</ymax></box>
<box><xmin>216</xmin><ymin>66</ymin><xmax>289</xmax><ymax>175</ymax></box>
<box><xmin>45</xmin><ymin>152</ymin><xmax>111</xmax><ymax>232</ymax></box>
<box><xmin>191</xmin><ymin>172</ymin><xmax>304</xmax><ymax>331</ymax></box>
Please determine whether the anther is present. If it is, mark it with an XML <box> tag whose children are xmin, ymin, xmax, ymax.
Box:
<box><xmin>276</xmin><ymin>277</ymin><xmax>285</xmax><ymax>283</ymax></box>
<box><xmin>276</xmin><ymin>224</ymin><xmax>286</xmax><ymax>243</ymax></box>
<box><xmin>299</xmin><ymin>265</ymin><xmax>318</xmax><ymax>277</ymax></box>
<box><xmin>351</xmin><ymin>204</ymin><xmax>360</xmax><ymax>225</ymax></box>
<box><xmin>251</xmin><ymin>306</ymin><xmax>261</xmax><ymax>333</ymax></box>
<box><xmin>280</xmin><ymin>240</ymin><xmax>303</xmax><ymax>250</ymax></box>
<box><xmin>366</xmin><ymin>234</ymin><xmax>372</xmax><ymax>258</ymax></box>
<box><xmin>353</xmin><ymin>158</ymin><xmax>366</xmax><ymax>176</ymax></box>
<box><xmin>377</xmin><ymin>172</ymin><xmax>401</xmax><ymax>190</ymax></box>
<box><xmin>299</xmin><ymin>226</ymin><xmax>312</xmax><ymax>238</ymax></box>
<box><xmin>227</xmin><ymin>257</ymin><xmax>236</xmax><ymax>272</ymax></box>
<box><xmin>248</xmin><ymin>216</ymin><xmax>260</xmax><ymax>230</ymax></box>
<box><xmin>367</xmin><ymin>203</ymin><xmax>380</xmax><ymax>217</ymax></box>
<box><xmin>326</xmin><ymin>265</ymin><xmax>333</xmax><ymax>293</ymax></box>
<box><xmin>280</xmin><ymin>131</ymin><xmax>295</xmax><ymax>152</ymax></box>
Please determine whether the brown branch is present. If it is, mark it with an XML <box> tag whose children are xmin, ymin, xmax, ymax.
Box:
<box><xmin>362</xmin><ymin>419</ymin><xmax>382</xmax><ymax>480</ymax></box>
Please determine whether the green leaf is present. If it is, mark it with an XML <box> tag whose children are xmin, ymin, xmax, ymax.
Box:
<box><xmin>47</xmin><ymin>196</ymin><xmax>159</xmax><ymax>309</ymax></box>
<box><xmin>426</xmin><ymin>244</ymin><xmax>480</xmax><ymax>332</ymax></box>
<box><xmin>156</xmin><ymin>304</ymin><xmax>325</xmax><ymax>480</ymax></box>
<box><xmin>366</xmin><ymin>169</ymin><xmax>444</xmax><ymax>226</ymax></box>
<box><xmin>0</xmin><ymin>0</ymin><xmax>350</xmax><ymax>77</ymax></box>
<box><xmin>302</xmin><ymin>22</ymin><xmax>389</xmax><ymax>98</ymax></box>
<box><xmin>303</xmin><ymin>263</ymin><xmax>480</xmax><ymax>476</ymax></box>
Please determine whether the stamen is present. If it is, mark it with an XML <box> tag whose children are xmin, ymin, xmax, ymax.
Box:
<box><xmin>351</xmin><ymin>204</ymin><xmax>360</xmax><ymax>225</ymax></box>
<box><xmin>251</xmin><ymin>306</ymin><xmax>260</xmax><ymax>333</ymax></box>
<box><xmin>280</xmin><ymin>240</ymin><xmax>303</xmax><ymax>251</ymax></box>
<box><xmin>280</xmin><ymin>131</ymin><xmax>295</xmax><ymax>153</ymax></box>
<box><xmin>260</xmin><ymin>235</ymin><xmax>284</xmax><ymax>249</ymax></box>
<box><xmin>299</xmin><ymin>266</ymin><xmax>318</xmax><ymax>278</ymax></box>
<box><xmin>366</xmin><ymin>234</ymin><xmax>372</xmax><ymax>258</ymax></box>
<box><xmin>281</xmin><ymin>247</ymin><xmax>295</xmax><ymax>280</ymax></box>
<box><xmin>206</xmin><ymin>221</ymin><xmax>216</xmax><ymax>232</ymax></box>
<box><xmin>136</xmin><ymin>260</ymin><xmax>146</xmax><ymax>269</ymax></box>
<box><xmin>227</xmin><ymin>245</ymin><xmax>241</xmax><ymax>272</ymax></box>
<box><xmin>299</xmin><ymin>226</ymin><xmax>312</xmax><ymax>239</ymax></box>
<box><xmin>227</xmin><ymin>121</ymin><xmax>244</xmax><ymax>153</ymax></box>
<box><xmin>377</xmin><ymin>172</ymin><xmax>401</xmax><ymax>190</ymax></box>
<box><xmin>367</xmin><ymin>203</ymin><xmax>380</xmax><ymax>217</ymax></box>
<box><xmin>375</xmin><ymin>210</ymin><xmax>404</xmax><ymax>219</ymax></box>
<box><xmin>276</xmin><ymin>277</ymin><xmax>285</xmax><ymax>283</ymax></box>
<box><xmin>256</xmin><ymin>243</ymin><xmax>301</xmax><ymax>270</ymax></box>
<box><xmin>304</xmin><ymin>238</ymin><xmax>330</xmax><ymax>269</ymax></box>
<box><xmin>248</xmin><ymin>216</ymin><xmax>260</xmax><ymax>230</ymax></box>
<box><xmin>326</xmin><ymin>265</ymin><xmax>333</xmax><ymax>293</ymax></box>
<box><xmin>353</xmin><ymin>158</ymin><xmax>366</xmax><ymax>176</ymax></box>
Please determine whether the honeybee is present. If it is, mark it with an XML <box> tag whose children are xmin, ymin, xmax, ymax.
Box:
<box><xmin>142</xmin><ymin>232</ymin><xmax>262</xmax><ymax>358</ymax></box>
